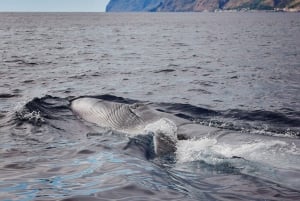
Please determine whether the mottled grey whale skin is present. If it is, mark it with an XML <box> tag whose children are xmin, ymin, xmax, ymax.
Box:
<box><xmin>71</xmin><ymin>97</ymin><xmax>183</xmax><ymax>157</ymax></box>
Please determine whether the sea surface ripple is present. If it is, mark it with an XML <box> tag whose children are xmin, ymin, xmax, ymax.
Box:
<box><xmin>0</xmin><ymin>12</ymin><xmax>300</xmax><ymax>201</ymax></box>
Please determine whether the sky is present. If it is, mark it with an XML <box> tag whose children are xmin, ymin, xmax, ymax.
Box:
<box><xmin>0</xmin><ymin>0</ymin><xmax>111</xmax><ymax>12</ymax></box>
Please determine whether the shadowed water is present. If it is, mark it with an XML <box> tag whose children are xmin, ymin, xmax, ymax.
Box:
<box><xmin>0</xmin><ymin>12</ymin><xmax>300</xmax><ymax>200</ymax></box>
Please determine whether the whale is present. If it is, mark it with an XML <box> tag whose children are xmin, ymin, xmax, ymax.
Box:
<box><xmin>70</xmin><ymin>97</ymin><xmax>300</xmax><ymax>170</ymax></box>
<box><xmin>71</xmin><ymin>97</ymin><xmax>185</xmax><ymax>157</ymax></box>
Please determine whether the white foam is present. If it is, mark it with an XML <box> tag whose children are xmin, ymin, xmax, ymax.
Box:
<box><xmin>144</xmin><ymin>118</ymin><xmax>177</xmax><ymax>141</ymax></box>
<box><xmin>176</xmin><ymin>137</ymin><xmax>300</xmax><ymax>169</ymax></box>
<box><xmin>20</xmin><ymin>110</ymin><xmax>45</xmax><ymax>124</ymax></box>
<box><xmin>176</xmin><ymin>138</ymin><xmax>222</xmax><ymax>164</ymax></box>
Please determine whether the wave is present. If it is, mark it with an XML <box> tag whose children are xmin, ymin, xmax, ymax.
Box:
<box><xmin>9</xmin><ymin>94</ymin><xmax>300</xmax><ymax>138</ymax></box>
<box><xmin>156</xmin><ymin>103</ymin><xmax>300</xmax><ymax>137</ymax></box>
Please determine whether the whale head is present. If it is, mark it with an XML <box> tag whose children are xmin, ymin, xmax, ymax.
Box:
<box><xmin>71</xmin><ymin>97</ymin><xmax>178</xmax><ymax>158</ymax></box>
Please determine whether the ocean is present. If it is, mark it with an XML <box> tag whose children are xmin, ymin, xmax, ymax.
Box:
<box><xmin>0</xmin><ymin>12</ymin><xmax>299</xmax><ymax>200</ymax></box>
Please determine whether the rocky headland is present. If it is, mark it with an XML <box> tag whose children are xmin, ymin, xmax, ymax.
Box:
<box><xmin>106</xmin><ymin>0</ymin><xmax>300</xmax><ymax>12</ymax></box>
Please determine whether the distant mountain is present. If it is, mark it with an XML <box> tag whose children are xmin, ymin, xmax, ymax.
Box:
<box><xmin>157</xmin><ymin>0</ymin><xmax>220</xmax><ymax>11</ymax></box>
<box><xmin>106</xmin><ymin>0</ymin><xmax>300</xmax><ymax>12</ymax></box>
<box><xmin>222</xmin><ymin>0</ymin><xmax>300</xmax><ymax>11</ymax></box>
<box><xmin>106</xmin><ymin>0</ymin><xmax>163</xmax><ymax>12</ymax></box>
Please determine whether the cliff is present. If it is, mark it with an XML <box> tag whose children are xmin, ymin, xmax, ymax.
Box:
<box><xmin>223</xmin><ymin>0</ymin><xmax>300</xmax><ymax>10</ymax></box>
<box><xmin>157</xmin><ymin>0</ymin><xmax>221</xmax><ymax>11</ymax></box>
<box><xmin>106</xmin><ymin>0</ymin><xmax>162</xmax><ymax>12</ymax></box>
<box><xmin>106</xmin><ymin>0</ymin><xmax>300</xmax><ymax>12</ymax></box>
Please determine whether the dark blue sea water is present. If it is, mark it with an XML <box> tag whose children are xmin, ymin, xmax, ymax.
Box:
<box><xmin>0</xmin><ymin>12</ymin><xmax>300</xmax><ymax>201</ymax></box>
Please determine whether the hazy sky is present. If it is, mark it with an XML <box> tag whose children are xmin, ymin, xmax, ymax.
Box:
<box><xmin>0</xmin><ymin>0</ymin><xmax>111</xmax><ymax>12</ymax></box>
